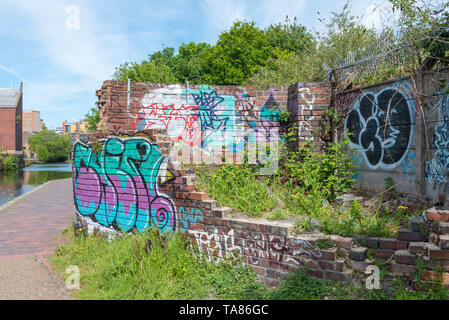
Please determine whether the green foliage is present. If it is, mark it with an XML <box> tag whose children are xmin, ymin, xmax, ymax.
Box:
<box><xmin>84</xmin><ymin>107</ymin><xmax>100</xmax><ymax>132</ymax></box>
<box><xmin>265</xmin><ymin>16</ymin><xmax>315</xmax><ymax>54</ymax></box>
<box><xmin>51</xmin><ymin>229</ymin><xmax>267</xmax><ymax>300</ymax></box>
<box><xmin>114</xmin><ymin>60</ymin><xmax>177</xmax><ymax>83</ymax></box>
<box><xmin>266</xmin><ymin>271</ymin><xmax>332</xmax><ymax>300</ymax></box>
<box><xmin>202</xmin><ymin>21</ymin><xmax>273</xmax><ymax>85</ymax></box>
<box><xmin>27</xmin><ymin>130</ymin><xmax>71</xmax><ymax>163</ymax></box>
<box><xmin>279</xmin><ymin>138</ymin><xmax>354</xmax><ymax>202</ymax></box>
<box><xmin>195</xmin><ymin>164</ymin><xmax>278</xmax><ymax>216</ymax></box>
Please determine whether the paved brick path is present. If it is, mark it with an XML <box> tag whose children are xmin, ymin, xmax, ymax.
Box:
<box><xmin>0</xmin><ymin>178</ymin><xmax>74</xmax><ymax>299</ymax></box>
<box><xmin>0</xmin><ymin>178</ymin><xmax>73</xmax><ymax>257</ymax></box>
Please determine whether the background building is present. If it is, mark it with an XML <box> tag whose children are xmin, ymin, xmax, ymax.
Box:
<box><xmin>0</xmin><ymin>84</ymin><xmax>23</xmax><ymax>151</ymax></box>
<box><xmin>22</xmin><ymin>110</ymin><xmax>41</xmax><ymax>133</ymax></box>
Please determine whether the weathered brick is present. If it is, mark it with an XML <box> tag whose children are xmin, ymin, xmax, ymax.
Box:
<box><xmin>425</xmin><ymin>208</ymin><xmax>449</xmax><ymax>222</ymax></box>
<box><xmin>378</xmin><ymin>238</ymin><xmax>398</xmax><ymax>250</ymax></box>
<box><xmin>374</xmin><ymin>249</ymin><xmax>395</xmax><ymax>259</ymax></box>
<box><xmin>329</xmin><ymin>235</ymin><xmax>353</xmax><ymax>249</ymax></box>
<box><xmin>429</xmin><ymin>247</ymin><xmax>449</xmax><ymax>260</ymax></box>
<box><xmin>264</xmin><ymin>277</ymin><xmax>280</xmax><ymax>287</ymax></box>
<box><xmin>319</xmin><ymin>248</ymin><xmax>337</xmax><ymax>261</ymax></box>
<box><xmin>439</xmin><ymin>235</ymin><xmax>449</xmax><ymax>250</ymax></box>
<box><xmin>439</xmin><ymin>222</ymin><xmax>449</xmax><ymax>235</ymax></box>
<box><xmin>409</xmin><ymin>216</ymin><xmax>431</xmax><ymax>233</ymax></box>
<box><xmin>349</xmin><ymin>247</ymin><xmax>367</xmax><ymax>261</ymax></box>
<box><xmin>395</xmin><ymin>250</ymin><xmax>417</xmax><ymax>265</ymax></box>
<box><xmin>351</xmin><ymin>260</ymin><xmax>373</xmax><ymax>273</ymax></box>
<box><xmin>409</xmin><ymin>242</ymin><xmax>428</xmax><ymax>255</ymax></box>
<box><xmin>324</xmin><ymin>270</ymin><xmax>351</xmax><ymax>283</ymax></box>
<box><xmin>307</xmin><ymin>268</ymin><xmax>325</xmax><ymax>279</ymax></box>
<box><xmin>365</xmin><ymin>237</ymin><xmax>379</xmax><ymax>248</ymax></box>
<box><xmin>397</xmin><ymin>229</ymin><xmax>427</xmax><ymax>242</ymax></box>
<box><xmin>390</xmin><ymin>262</ymin><xmax>416</xmax><ymax>276</ymax></box>
<box><xmin>421</xmin><ymin>270</ymin><xmax>449</xmax><ymax>285</ymax></box>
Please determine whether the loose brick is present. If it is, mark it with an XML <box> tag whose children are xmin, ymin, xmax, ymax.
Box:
<box><xmin>425</xmin><ymin>208</ymin><xmax>449</xmax><ymax>222</ymax></box>
<box><xmin>409</xmin><ymin>216</ymin><xmax>431</xmax><ymax>233</ymax></box>
<box><xmin>409</xmin><ymin>242</ymin><xmax>428</xmax><ymax>256</ymax></box>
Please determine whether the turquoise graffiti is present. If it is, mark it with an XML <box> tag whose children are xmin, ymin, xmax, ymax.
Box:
<box><xmin>133</xmin><ymin>85</ymin><xmax>281</xmax><ymax>155</ymax></box>
<box><xmin>72</xmin><ymin>135</ymin><xmax>177</xmax><ymax>233</ymax></box>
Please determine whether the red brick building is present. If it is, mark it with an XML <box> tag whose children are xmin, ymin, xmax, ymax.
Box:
<box><xmin>0</xmin><ymin>84</ymin><xmax>23</xmax><ymax>151</ymax></box>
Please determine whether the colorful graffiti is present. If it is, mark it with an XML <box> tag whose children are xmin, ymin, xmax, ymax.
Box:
<box><xmin>133</xmin><ymin>85</ymin><xmax>281</xmax><ymax>157</ymax></box>
<box><xmin>426</xmin><ymin>86</ymin><xmax>449</xmax><ymax>184</ymax></box>
<box><xmin>72</xmin><ymin>135</ymin><xmax>177</xmax><ymax>233</ymax></box>
<box><xmin>344</xmin><ymin>83</ymin><xmax>415</xmax><ymax>170</ymax></box>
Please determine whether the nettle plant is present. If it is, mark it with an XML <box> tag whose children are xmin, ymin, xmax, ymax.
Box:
<box><xmin>278</xmin><ymin>132</ymin><xmax>355</xmax><ymax>202</ymax></box>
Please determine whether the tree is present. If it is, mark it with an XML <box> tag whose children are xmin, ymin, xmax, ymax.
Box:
<box><xmin>202</xmin><ymin>21</ymin><xmax>273</xmax><ymax>84</ymax></box>
<box><xmin>28</xmin><ymin>130</ymin><xmax>71</xmax><ymax>163</ymax></box>
<box><xmin>171</xmin><ymin>42</ymin><xmax>211</xmax><ymax>83</ymax></box>
<box><xmin>113</xmin><ymin>60</ymin><xmax>177</xmax><ymax>83</ymax></box>
<box><xmin>85</xmin><ymin>107</ymin><xmax>100</xmax><ymax>132</ymax></box>
<box><xmin>265</xmin><ymin>16</ymin><xmax>315</xmax><ymax>54</ymax></box>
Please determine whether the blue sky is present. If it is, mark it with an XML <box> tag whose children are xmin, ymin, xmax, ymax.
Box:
<box><xmin>0</xmin><ymin>0</ymin><xmax>391</xmax><ymax>128</ymax></box>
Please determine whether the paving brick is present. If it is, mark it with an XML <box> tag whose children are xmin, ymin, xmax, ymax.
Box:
<box><xmin>0</xmin><ymin>179</ymin><xmax>73</xmax><ymax>257</ymax></box>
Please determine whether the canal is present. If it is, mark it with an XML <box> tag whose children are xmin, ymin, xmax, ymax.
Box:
<box><xmin>0</xmin><ymin>163</ymin><xmax>72</xmax><ymax>206</ymax></box>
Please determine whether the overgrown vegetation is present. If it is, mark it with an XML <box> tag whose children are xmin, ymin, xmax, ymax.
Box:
<box><xmin>27</xmin><ymin>129</ymin><xmax>71</xmax><ymax>163</ymax></box>
<box><xmin>112</xmin><ymin>1</ymin><xmax>448</xmax><ymax>88</ymax></box>
<box><xmin>195</xmin><ymin>164</ymin><xmax>278</xmax><ymax>217</ymax></box>
<box><xmin>51</xmin><ymin>226</ymin><xmax>449</xmax><ymax>300</ymax></box>
<box><xmin>0</xmin><ymin>153</ymin><xmax>19</xmax><ymax>172</ymax></box>
<box><xmin>52</xmin><ymin>226</ymin><xmax>267</xmax><ymax>300</ymax></box>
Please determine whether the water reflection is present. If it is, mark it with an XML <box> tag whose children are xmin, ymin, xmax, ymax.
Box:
<box><xmin>0</xmin><ymin>163</ymin><xmax>72</xmax><ymax>206</ymax></box>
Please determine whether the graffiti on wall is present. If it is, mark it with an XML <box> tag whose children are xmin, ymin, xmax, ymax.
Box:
<box><xmin>344</xmin><ymin>81</ymin><xmax>415</xmax><ymax>170</ymax></box>
<box><xmin>426</xmin><ymin>86</ymin><xmax>449</xmax><ymax>184</ymax></box>
<box><xmin>133</xmin><ymin>85</ymin><xmax>281</xmax><ymax>162</ymax></box>
<box><xmin>72</xmin><ymin>134</ymin><xmax>197</xmax><ymax>233</ymax></box>
<box><xmin>188</xmin><ymin>228</ymin><xmax>321</xmax><ymax>267</ymax></box>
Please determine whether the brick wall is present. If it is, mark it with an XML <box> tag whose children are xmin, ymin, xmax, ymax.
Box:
<box><xmin>73</xmin><ymin>79</ymin><xmax>449</xmax><ymax>288</ymax></box>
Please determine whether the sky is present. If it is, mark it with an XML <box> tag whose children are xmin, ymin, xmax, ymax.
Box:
<box><xmin>0</xmin><ymin>0</ymin><xmax>393</xmax><ymax>129</ymax></box>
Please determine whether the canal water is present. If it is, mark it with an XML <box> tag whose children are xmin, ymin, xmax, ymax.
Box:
<box><xmin>0</xmin><ymin>163</ymin><xmax>72</xmax><ymax>206</ymax></box>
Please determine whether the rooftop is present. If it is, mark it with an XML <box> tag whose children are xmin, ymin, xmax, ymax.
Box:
<box><xmin>0</xmin><ymin>88</ymin><xmax>21</xmax><ymax>108</ymax></box>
